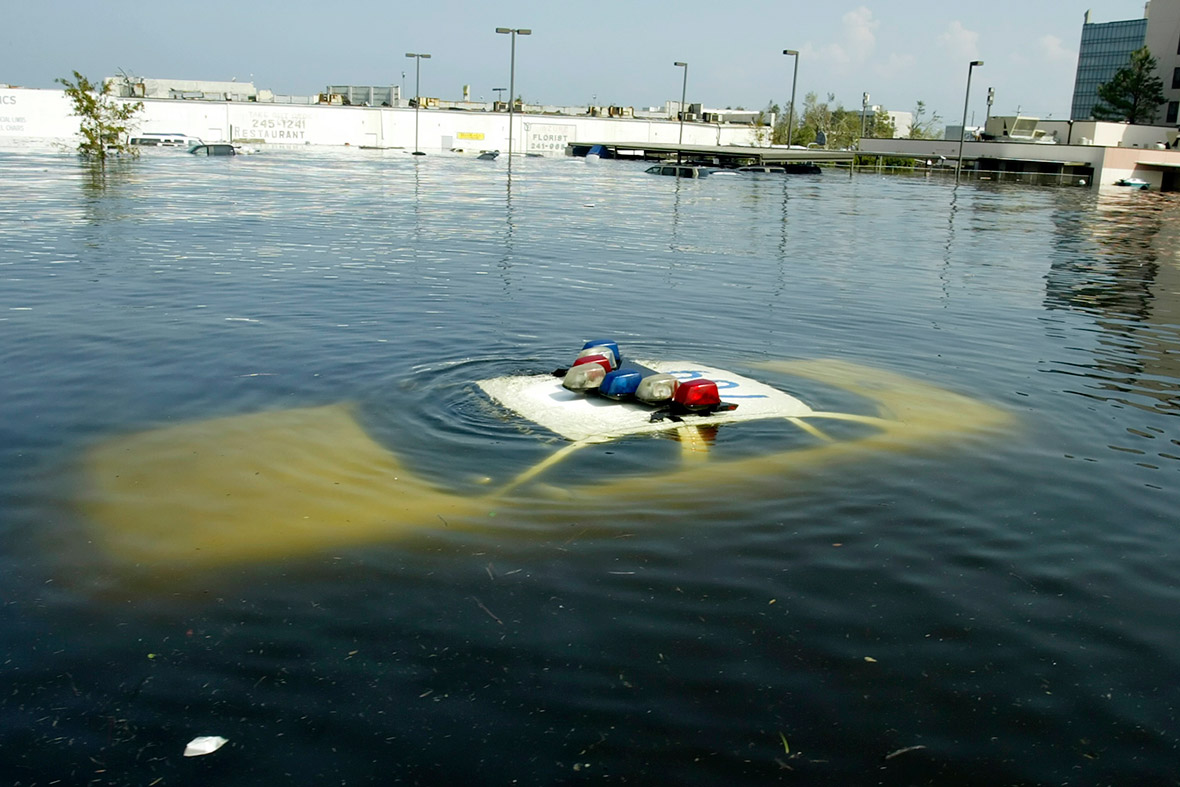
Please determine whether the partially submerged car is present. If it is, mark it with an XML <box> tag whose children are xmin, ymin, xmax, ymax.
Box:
<box><xmin>188</xmin><ymin>143</ymin><xmax>237</xmax><ymax>156</ymax></box>
<box><xmin>78</xmin><ymin>343</ymin><xmax>1011</xmax><ymax>571</ymax></box>
<box><xmin>645</xmin><ymin>163</ymin><xmax>714</xmax><ymax>178</ymax></box>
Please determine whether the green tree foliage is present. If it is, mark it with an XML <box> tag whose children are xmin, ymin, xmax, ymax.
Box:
<box><xmin>869</xmin><ymin>107</ymin><xmax>896</xmax><ymax>139</ymax></box>
<box><xmin>752</xmin><ymin>111</ymin><xmax>767</xmax><ymax>145</ymax></box>
<box><xmin>767</xmin><ymin>102</ymin><xmax>792</xmax><ymax>145</ymax></box>
<box><xmin>752</xmin><ymin>101</ymin><xmax>775</xmax><ymax>146</ymax></box>
<box><xmin>767</xmin><ymin>94</ymin><xmax>898</xmax><ymax>147</ymax></box>
<box><xmin>908</xmin><ymin>100</ymin><xmax>942</xmax><ymax>139</ymax></box>
<box><xmin>791</xmin><ymin>92</ymin><xmax>882</xmax><ymax>149</ymax></box>
<box><xmin>55</xmin><ymin>71</ymin><xmax>143</xmax><ymax>165</ymax></box>
<box><xmin>799</xmin><ymin>92</ymin><xmax>832</xmax><ymax>146</ymax></box>
<box><xmin>1092</xmin><ymin>47</ymin><xmax>1166</xmax><ymax>124</ymax></box>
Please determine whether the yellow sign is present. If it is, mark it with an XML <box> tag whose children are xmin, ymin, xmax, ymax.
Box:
<box><xmin>457</xmin><ymin>132</ymin><xmax>485</xmax><ymax>140</ymax></box>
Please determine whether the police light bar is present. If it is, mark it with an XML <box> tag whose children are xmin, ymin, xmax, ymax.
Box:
<box><xmin>635</xmin><ymin>373</ymin><xmax>679</xmax><ymax>404</ymax></box>
<box><xmin>575</xmin><ymin>346</ymin><xmax>618</xmax><ymax>370</ymax></box>
<box><xmin>599</xmin><ymin>368</ymin><xmax>643</xmax><ymax>400</ymax></box>
<box><xmin>563</xmin><ymin>355</ymin><xmax>612</xmax><ymax>392</ymax></box>
<box><xmin>672</xmin><ymin>378</ymin><xmax>722</xmax><ymax>412</ymax></box>
<box><xmin>581</xmin><ymin>339</ymin><xmax>621</xmax><ymax>369</ymax></box>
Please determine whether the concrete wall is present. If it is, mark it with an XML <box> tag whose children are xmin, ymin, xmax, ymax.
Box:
<box><xmin>1099</xmin><ymin>145</ymin><xmax>1174</xmax><ymax>188</ymax></box>
<box><xmin>861</xmin><ymin>137</ymin><xmax>1103</xmax><ymax>167</ymax></box>
<box><xmin>859</xmin><ymin>135</ymin><xmax>1180</xmax><ymax>187</ymax></box>
<box><xmin>0</xmin><ymin>87</ymin><xmax>762</xmax><ymax>154</ymax></box>
<box><xmin>1077</xmin><ymin>120</ymin><xmax>1177</xmax><ymax>147</ymax></box>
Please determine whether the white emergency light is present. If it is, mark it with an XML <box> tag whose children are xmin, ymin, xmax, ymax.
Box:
<box><xmin>635</xmin><ymin>373</ymin><xmax>679</xmax><ymax>405</ymax></box>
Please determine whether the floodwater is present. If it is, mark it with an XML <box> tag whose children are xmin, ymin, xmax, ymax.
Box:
<box><xmin>1</xmin><ymin>146</ymin><xmax>1178</xmax><ymax>785</ymax></box>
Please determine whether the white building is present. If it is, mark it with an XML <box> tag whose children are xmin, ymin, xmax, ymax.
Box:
<box><xmin>885</xmin><ymin>110</ymin><xmax>914</xmax><ymax>138</ymax></box>
<box><xmin>1143</xmin><ymin>0</ymin><xmax>1180</xmax><ymax>124</ymax></box>
<box><xmin>0</xmin><ymin>84</ymin><xmax>770</xmax><ymax>155</ymax></box>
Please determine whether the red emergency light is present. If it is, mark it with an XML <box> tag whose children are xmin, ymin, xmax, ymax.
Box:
<box><xmin>672</xmin><ymin>378</ymin><xmax>722</xmax><ymax>412</ymax></box>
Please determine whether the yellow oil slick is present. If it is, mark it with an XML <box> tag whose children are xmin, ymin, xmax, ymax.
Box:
<box><xmin>79</xmin><ymin>360</ymin><xmax>1012</xmax><ymax>569</ymax></box>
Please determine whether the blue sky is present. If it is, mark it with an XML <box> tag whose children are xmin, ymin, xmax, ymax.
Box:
<box><xmin>1</xmin><ymin>1</ymin><xmax>1151</xmax><ymax>124</ymax></box>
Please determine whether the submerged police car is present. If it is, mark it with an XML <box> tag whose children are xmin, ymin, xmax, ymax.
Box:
<box><xmin>79</xmin><ymin>340</ymin><xmax>1011</xmax><ymax>570</ymax></box>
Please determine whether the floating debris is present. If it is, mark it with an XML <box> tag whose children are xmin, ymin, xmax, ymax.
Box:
<box><xmin>884</xmin><ymin>744</ymin><xmax>927</xmax><ymax>761</ymax></box>
<box><xmin>183</xmin><ymin>735</ymin><xmax>228</xmax><ymax>757</ymax></box>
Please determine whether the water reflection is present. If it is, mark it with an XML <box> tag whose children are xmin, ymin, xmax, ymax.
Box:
<box><xmin>412</xmin><ymin>156</ymin><xmax>423</xmax><ymax>242</ymax></box>
<box><xmin>1045</xmin><ymin>192</ymin><xmax>1180</xmax><ymax>417</ymax></box>
<box><xmin>500</xmin><ymin>166</ymin><xmax>515</xmax><ymax>294</ymax></box>
<box><xmin>774</xmin><ymin>177</ymin><xmax>789</xmax><ymax>296</ymax></box>
<box><xmin>669</xmin><ymin>176</ymin><xmax>684</xmax><ymax>254</ymax></box>
<box><xmin>941</xmin><ymin>186</ymin><xmax>959</xmax><ymax>303</ymax></box>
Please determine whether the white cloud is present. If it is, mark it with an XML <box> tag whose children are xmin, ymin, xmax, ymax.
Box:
<box><xmin>842</xmin><ymin>6</ymin><xmax>879</xmax><ymax>54</ymax></box>
<box><xmin>939</xmin><ymin>21</ymin><xmax>980</xmax><ymax>61</ymax></box>
<box><xmin>1038</xmin><ymin>34</ymin><xmax>1074</xmax><ymax>63</ymax></box>
<box><xmin>881</xmin><ymin>52</ymin><xmax>916</xmax><ymax>76</ymax></box>
<box><xmin>815</xmin><ymin>6</ymin><xmax>880</xmax><ymax>68</ymax></box>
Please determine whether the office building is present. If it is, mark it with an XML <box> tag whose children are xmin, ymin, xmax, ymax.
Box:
<box><xmin>1071</xmin><ymin>1</ymin><xmax>1180</xmax><ymax>124</ymax></box>
<box><xmin>1070</xmin><ymin>11</ymin><xmax>1148</xmax><ymax>120</ymax></box>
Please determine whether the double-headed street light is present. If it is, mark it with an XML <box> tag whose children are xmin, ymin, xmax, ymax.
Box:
<box><xmin>956</xmin><ymin>60</ymin><xmax>984</xmax><ymax>183</ymax></box>
<box><xmin>673</xmin><ymin>61</ymin><xmax>688</xmax><ymax>161</ymax></box>
<box><xmin>495</xmin><ymin>27</ymin><xmax>531</xmax><ymax>159</ymax></box>
<box><xmin>782</xmin><ymin>50</ymin><xmax>799</xmax><ymax>148</ymax></box>
<box><xmin>405</xmin><ymin>52</ymin><xmax>431</xmax><ymax>156</ymax></box>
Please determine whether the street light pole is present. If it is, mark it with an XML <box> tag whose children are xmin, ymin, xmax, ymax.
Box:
<box><xmin>860</xmin><ymin>92</ymin><xmax>870</xmax><ymax>146</ymax></box>
<box><xmin>673</xmin><ymin>61</ymin><xmax>687</xmax><ymax>162</ymax></box>
<box><xmin>956</xmin><ymin>60</ymin><xmax>984</xmax><ymax>184</ymax></box>
<box><xmin>405</xmin><ymin>52</ymin><xmax>431</xmax><ymax>156</ymax></box>
<box><xmin>782</xmin><ymin>50</ymin><xmax>799</xmax><ymax>148</ymax></box>
<box><xmin>495</xmin><ymin>27</ymin><xmax>531</xmax><ymax>159</ymax></box>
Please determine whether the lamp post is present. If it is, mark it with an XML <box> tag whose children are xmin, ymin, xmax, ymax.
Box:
<box><xmin>673</xmin><ymin>61</ymin><xmax>688</xmax><ymax>162</ymax></box>
<box><xmin>956</xmin><ymin>60</ymin><xmax>983</xmax><ymax>183</ymax></box>
<box><xmin>405</xmin><ymin>52</ymin><xmax>431</xmax><ymax>156</ymax></box>
<box><xmin>860</xmin><ymin>92</ymin><xmax>870</xmax><ymax>146</ymax></box>
<box><xmin>495</xmin><ymin>27</ymin><xmax>531</xmax><ymax>159</ymax></box>
<box><xmin>783</xmin><ymin>49</ymin><xmax>799</xmax><ymax>148</ymax></box>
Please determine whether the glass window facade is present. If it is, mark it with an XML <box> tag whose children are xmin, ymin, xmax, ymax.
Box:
<box><xmin>1070</xmin><ymin>18</ymin><xmax>1148</xmax><ymax>120</ymax></box>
